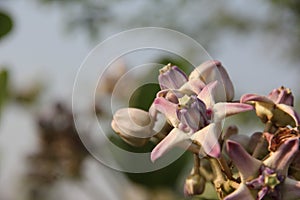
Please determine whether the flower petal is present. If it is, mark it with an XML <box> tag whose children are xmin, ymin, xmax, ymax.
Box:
<box><xmin>281</xmin><ymin>178</ymin><xmax>300</xmax><ymax>200</ymax></box>
<box><xmin>189</xmin><ymin>60</ymin><xmax>222</xmax><ymax>81</ymax></box>
<box><xmin>224</xmin><ymin>184</ymin><xmax>255</xmax><ymax>200</ymax></box>
<box><xmin>216</xmin><ymin>63</ymin><xmax>235</xmax><ymax>101</ymax></box>
<box><xmin>268</xmin><ymin>86</ymin><xmax>294</xmax><ymax>106</ymax></box>
<box><xmin>264</xmin><ymin>138</ymin><xmax>299</xmax><ymax>175</ymax></box>
<box><xmin>226</xmin><ymin>140</ymin><xmax>261</xmax><ymax>181</ymax></box>
<box><xmin>189</xmin><ymin>60</ymin><xmax>234</xmax><ymax>101</ymax></box>
<box><xmin>213</xmin><ymin>102</ymin><xmax>253</xmax><ymax>122</ymax></box>
<box><xmin>151</xmin><ymin>128</ymin><xmax>190</xmax><ymax>162</ymax></box>
<box><xmin>154</xmin><ymin>97</ymin><xmax>179</xmax><ymax>127</ymax></box>
<box><xmin>240</xmin><ymin>94</ymin><xmax>274</xmax><ymax>104</ymax></box>
<box><xmin>275</xmin><ymin>104</ymin><xmax>300</xmax><ymax>127</ymax></box>
<box><xmin>197</xmin><ymin>81</ymin><xmax>218</xmax><ymax>110</ymax></box>
<box><xmin>191</xmin><ymin>123</ymin><xmax>221</xmax><ymax>158</ymax></box>
<box><xmin>179</xmin><ymin>78</ymin><xmax>206</xmax><ymax>95</ymax></box>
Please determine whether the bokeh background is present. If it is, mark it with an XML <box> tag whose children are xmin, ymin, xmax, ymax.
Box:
<box><xmin>0</xmin><ymin>0</ymin><xmax>300</xmax><ymax>199</ymax></box>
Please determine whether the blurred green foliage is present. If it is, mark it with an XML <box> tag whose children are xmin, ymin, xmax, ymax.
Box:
<box><xmin>0</xmin><ymin>9</ymin><xmax>12</xmax><ymax>116</ymax></box>
<box><xmin>0</xmin><ymin>10</ymin><xmax>13</xmax><ymax>41</ymax></box>
<box><xmin>110</xmin><ymin>135</ymin><xmax>191</xmax><ymax>189</ymax></box>
<box><xmin>0</xmin><ymin>69</ymin><xmax>9</xmax><ymax>115</ymax></box>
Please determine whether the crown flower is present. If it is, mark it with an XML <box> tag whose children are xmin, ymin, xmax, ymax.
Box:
<box><xmin>110</xmin><ymin>60</ymin><xmax>300</xmax><ymax>199</ymax></box>
<box><xmin>241</xmin><ymin>87</ymin><xmax>300</xmax><ymax>128</ymax></box>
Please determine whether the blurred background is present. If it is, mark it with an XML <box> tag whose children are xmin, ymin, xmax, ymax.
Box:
<box><xmin>0</xmin><ymin>0</ymin><xmax>300</xmax><ymax>199</ymax></box>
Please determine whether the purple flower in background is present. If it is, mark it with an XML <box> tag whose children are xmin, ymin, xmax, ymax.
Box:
<box><xmin>225</xmin><ymin>138</ymin><xmax>300</xmax><ymax>200</ymax></box>
<box><xmin>268</xmin><ymin>86</ymin><xmax>294</xmax><ymax>106</ymax></box>
<box><xmin>245</xmin><ymin>165</ymin><xmax>283</xmax><ymax>199</ymax></box>
<box><xmin>241</xmin><ymin>87</ymin><xmax>300</xmax><ymax>127</ymax></box>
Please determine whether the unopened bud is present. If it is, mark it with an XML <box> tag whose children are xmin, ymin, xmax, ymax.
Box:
<box><xmin>111</xmin><ymin>108</ymin><xmax>155</xmax><ymax>147</ymax></box>
<box><xmin>158</xmin><ymin>63</ymin><xmax>188</xmax><ymax>90</ymax></box>
<box><xmin>268</xmin><ymin>86</ymin><xmax>294</xmax><ymax>106</ymax></box>
<box><xmin>184</xmin><ymin>174</ymin><xmax>205</xmax><ymax>196</ymax></box>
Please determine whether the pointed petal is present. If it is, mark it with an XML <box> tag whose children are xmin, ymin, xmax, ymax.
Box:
<box><xmin>226</xmin><ymin>140</ymin><xmax>261</xmax><ymax>181</ymax></box>
<box><xmin>189</xmin><ymin>60</ymin><xmax>234</xmax><ymax>102</ymax></box>
<box><xmin>197</xmin><ymin>81</ymin><xmax>218</xmax><ymax>110</ymax></box>
<box><xmin>216</xmin><ymin>63</ymin><xmax>235</xmax><ymax>101</ymax></box>
<box><xmin>179</xmin><ymin>79</ymin><xmax>206</xmax><ymax>95</ymax></box>
<box><xmin>154</xmin><ymin>97</ymin><xmax>179</xmax><ymax>127</ymax></box>
<box><xmin>281</xmin><ymin>178</ymin><xmax>300</xmax><ymax>200</ymax></box>
<box><xmin>240</xmin><ymin>94</ymin><xmax>274</xmax><ymax>104</ymax></box>
<box><xmin>275</xmin><ymin>104</ymin><xmax>300</xmax><ymax>127</ymax></box>
<box><xmin>268</xmin><ymin>86</ymin><xmax>294</xmax><ymax>106</ymax></box>
<box><xmin>264</xmin><ymin>138</ymin><xmax>299</xmax><ymax>175</ymax></box>
<box><xmin>213</xmin><ymin>102</ymin><xmax>253</xmax><ymax>122</ymax></box>
<box><xmin>189</xmin><ymin>60</ymin><xmax>222</xmax><ymax>81</ymax></box>
<box><xmin>151</xmin><ymin>128</ymin><xmax>189</xmax><ymax>162</ymax></box>
<box><xmin>191</xmin><ymin>123</ymin><xmax>221</xmax><ymax>158</ymax></box>
<box><xmin>224</xmin><ymin>184</ymin><xmax>255</xmax><ymax>200</ymax></box>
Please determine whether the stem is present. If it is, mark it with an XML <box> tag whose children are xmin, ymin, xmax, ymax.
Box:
<box><xmin>209</xmin><ymin>158</ymin><xmax>226</xmax><ymax>199</ymax></box>
<box><xmin>252</xmin><ymin>121</ymin><xmax>272</xmax><ymax>158</ymax></box>
<box><xmin>263</xmin><ymin>121</ymin><xmax>273</xmax><ymax>133</ymax></box>
<box><xmin>217</xmin><ymin>155</ymin><xmax>234</xmax><ymax>180</ymax></box>
<box><xmin>209</xmin><ymin>158</ymin><xmax>226</xmax><ymax>183</ymax></box>
<box><xmin>193</xmin><ymin>153</ymin><xmax>200</xmax><ymax>174</ymax></box>
<box><xmin>154</xmin><ymin>132</ymin><xmax>167</xmax><ymax>140</ymax></box>
<box><xmin>199</xmin><ymin>166</ymin><xmax>214</xmax><ymax>181</ymax></box>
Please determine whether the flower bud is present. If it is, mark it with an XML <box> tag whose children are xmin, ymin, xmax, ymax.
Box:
<box><xmin>184</xmin><ymin>174</ymin><xmax>206</xmax><ymax>196</ymax></box>
<box><xmin>241</xmin><ymin>93</ymin><xmax>300</xmax><ymax>127</ymax></box>
<box><xmin>111</xmin><ymin>108</ymin><xmax>155</xmax><ymax>147</ymax></box>
<box><xmin>158</xmin><ymin>63</ymin><xmax>188</xmax><ymax>90</ymax></box>
<box><xmin>189</xmin><ymin>60</ymin><xmax>234</xmax><ymax>102</ymax></box>
<box><xmin>268</xmin><ymin>86</ymin><xmax>294</xmax><ymax>106</ymax></box>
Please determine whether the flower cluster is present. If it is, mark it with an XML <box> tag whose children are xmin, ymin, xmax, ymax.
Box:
<box><xmin>111</xmin><ymin>61</ymin><xmax>300</xmax><ymax>199</ymax></box>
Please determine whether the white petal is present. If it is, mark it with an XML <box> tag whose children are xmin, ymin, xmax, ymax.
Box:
<box><xmin>151</xmin><ymin>128</ymin><xmax>190</xmax><ymax>162</ymax></box>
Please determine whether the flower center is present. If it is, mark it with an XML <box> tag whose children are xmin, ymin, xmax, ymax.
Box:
<box><xmin>178</xmin><ymin>94</ymin><xmax>193</xmax><ymax>108</ymax></box>
<box><xmin>264</xmin><ymin>173</ymin><xmax>281</xmax><ymax>190</ymax></box>
<box><xmin>176</xmin><ymin>95</ymin><xmax>207</xmax><ymax>133</ymax></box>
